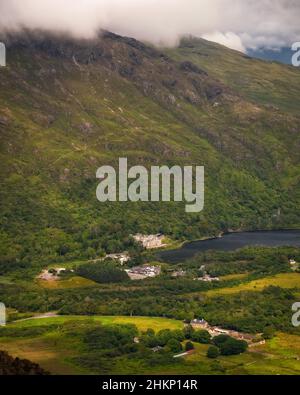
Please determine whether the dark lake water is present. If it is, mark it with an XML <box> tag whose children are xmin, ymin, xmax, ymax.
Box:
<box><xmin>158</xmin><ymin>230</ymin><xmax>300</xmax><ymax>264</ymax></box>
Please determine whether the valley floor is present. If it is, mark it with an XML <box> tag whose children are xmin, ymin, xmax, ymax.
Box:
<box><xmin>1</xmin><ymin>315</ymin><xmax>300</xmax><ymax>375</ymax></box>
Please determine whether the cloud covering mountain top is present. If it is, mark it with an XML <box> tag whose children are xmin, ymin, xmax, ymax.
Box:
<box><xmin>0</xmin><ymin>0</ymin><xmax>299</xmax><ymax>52</ymax></box>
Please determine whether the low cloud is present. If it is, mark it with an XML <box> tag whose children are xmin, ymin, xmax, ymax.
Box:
<box><xmin>202</xmin><ymin>32</ymin><xmax>245</xmax><ymax>52</ymax></box>
<box><xmin>0</xmin><ymin>0</ymin><xmax>299</xmax><ymax>51</ymax></box>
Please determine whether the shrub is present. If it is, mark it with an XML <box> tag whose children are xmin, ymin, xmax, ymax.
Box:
<box><xmin>262</xmin><ymin>326</ymin><xmax>275</xmax><ymax>340</ymax></box>
<box><xmin>185</xmin><ymin>341</ymin><xmax>195</xmax><ymax>351</ymax></box>
<box><xmin>207</xmin><ymin>346</ymin><xmax>220</xmax><ymax>359</ymax></box>
<box><xmin>213</xmin><ymin>335</ymin><xmax>248</xmax><ymax>356</ymax></box>
<box><xmin>76</xmin><ymin>262</ymin><xmax>129</xmax><ymax>284</ymax></box>
<box><xmin>191</xmin><ymin>330</ymin><xmax>211</xmax><ymax>344</ymax></box>
<box><xmin>220</xmin><ymin>338</ymin><xmax>248</xmax><ymax>356</ymax></box>
<box><xmin>166</xmin><ymin>339</ymin><xmax>182</xmax><ymax>353</ymax></box>
<box><xmin>212</xmin><ymin>334</ymin><xmax>231</xmax><ymax>347</ymax></box>
<box><xmin>183</xmin><ymin>325</ymin><xmax>194</xmax><ymax>339</ymax></box>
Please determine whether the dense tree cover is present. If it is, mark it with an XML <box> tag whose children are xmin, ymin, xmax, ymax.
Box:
<box><xmin>83</xmin><ymin>324</ymin><xmax>138</xmax><ymax>352</ymax></box>
<box><xmin>212</xmin><ymin>335</ymin><xmax>248</xmax><ymax>356</ymax></box>
<box><xmin>183</xmin><ymin>325</ymin><xmax>194</xmax><ymax>340</ymax></box>
<box><xmin>0</xmin><ymin>248</ymin><xmax>299</xmax><ymax>335</ymax></box>
<box><xmin>140</xmin><ymin>327</ymin><xmax>212</xmax><ymax>354</ymax></box>
<box><xmin>140</xmin><ymin>329</ymin><xmax>185</xmax><ymax>348</ymax></box>
<box><xmin>166</xmin><ymin>339</ymin><xmax>182</xmax><ymax>353</ymax></box>
<box><xmin>0</xmin><ymin>283</ymin><xmax>298</xmax><ymax>335</ymax></box>
<box><xmin>0</xmin><ymin>351</ymin><xmax>49</xmax><ymax>375</ymax></box>
<box><xmin>200</xmin><ymin>286</ymin><xmax>297</xmax><ymax>333</ymax></box>
<box><xmin>52</xmin><ymin>322</ymin><xmax>180</xmax><ymax>373</ymax></box>
<box><xmin>179</xmin><ymin>246</ymin><xmax>300</xmax><ymax>278</ymax></box>
<box><xmin>0</xmin><ymin>211</ymin><xmax>145</xmax><ymax>276</ymax></box>
<box><xmin>76</xmin><ymin>261</ymin><xmax>129</xmax><ymax>284</ymax></box>
<box><xmin>139</xmin><ymin>327</ymin><xmax>246</xmax><ymax>357</ymax></box>
<box><xmin>191</xmin><ymin>330</ymin><xmax>211</xmax><ymax>344</ymax></box>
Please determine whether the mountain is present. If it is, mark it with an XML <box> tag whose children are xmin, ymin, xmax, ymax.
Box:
<box><xmin>166</xmin><ymin>36</ymin><xmax>300</xmax><ymax>114</ymax></box>
<box><xmin>0</xmin><ymin>31</ymin><xmax>299</xmax><ymax>265</ymax></box>
<box><xmin>247</xmin><ymin>47</ymin><xmax>294</xmax><ymax>66</ymax></box>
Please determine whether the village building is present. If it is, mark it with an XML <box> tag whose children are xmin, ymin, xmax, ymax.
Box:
<box><xmin>194</xmin><ymin>274</ymin><xmax>220</xmax><ymax>282</ymax></box>
<box><xmin>105</xmin><ymin>253</ymin><xmax>130</xmax><ymax>265</ymax></box>
<box><xmin>90</xmin><ymin>252</ymin><xmax>130</xmax><ymax>265</ymax></box>
<box><xmin>125</xmin><ymin>265</ymin><xmax>161</xmax><ymax>280</ymax></box>
<box><xmin>133</xmin><ymin>234</ymin><xmax>167</xmax><ymax>249</ymax></box>
<box><xmin>189</xmin><ymin>319</ymin><xmax>262</xmax><ymax>345</ymax></box>
<box><xmin>190</xmin><ymin>319</ymin><xmax>209</xmax><ymax>329</ymax></box>
<box><xmin>38</xmin><ymin>268</ymin><xmax>66</xmax><ymax>281</ymax></box>
<box><xmin>289</xmin><ymin>259</ymin><xmax>299</xmax><ymax>271</ymax></box>
<box><xmin>209</xmin><ymin>327</ymin><xmax>230</xmax><ymax>336</ymax></box>
<box><xmin>248</xmin><ymin>339</ymin><xmax>266</xmax><ymax>347</ymax></box>
<box><xmin>151</xmin><ymin>346</ymin><xmax>163</xmax><ymax>353</ymax></box>
<box><xmin>171</xmin><ymin>270</ymin><xmax>186</xmax><ymax>278</ymax></box>
<box><xmin>196</xmin><ymin>264</ymin><xmax>219</xmax><ymax>282</ymax></box>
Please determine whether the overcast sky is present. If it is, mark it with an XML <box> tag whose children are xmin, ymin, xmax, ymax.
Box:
<box><xmin>0</xmin><ymin>0</ymin><xmax>299</xmax><ymax>52</ymax></box>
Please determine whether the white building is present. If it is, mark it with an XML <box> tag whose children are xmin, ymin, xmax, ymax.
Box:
<box><xmin>133</xmin><ymin>234</ymin><xmax>166</xmax><ymax>249</ymax></box>
<box><xmin>126</xmin><ymin>265</ymin><xmax>161</xmax><ymax>280</ymax></box>
<box><xmin>106</xmin><ymin>253</ymin><xmax>130</xmax><ymax>265</ymax></box>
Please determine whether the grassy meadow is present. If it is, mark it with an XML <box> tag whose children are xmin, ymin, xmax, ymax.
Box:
<box><xmin>204</xmin><ymin>273</ymin><xmax>300</xmax><ymax>297</ymax></box>
<box><xmin>1</xmin><ymin>316</ymin><xmax>300</xmax><ymax>375</ymax></box>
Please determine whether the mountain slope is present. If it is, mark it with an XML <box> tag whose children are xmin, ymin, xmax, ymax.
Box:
<box><xmin>0</xmin><ymin>31</ymin><xmax>299</xmax><ymax>266</ymax></box>
<box><xmin>166</xmin><ymin>36</ymin><xmax>300</xmax><ymax>114</ymax></box>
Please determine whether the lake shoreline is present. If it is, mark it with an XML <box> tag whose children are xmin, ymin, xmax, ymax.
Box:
<box><xmin>165</xmin><ymin>227</ymin><xmax>299</xmax><ymax>250</ymax></box>
<box><xmin>158</xmin><ymin>228</ymin><xmax>300</xmax><ymax>264</ymax></box>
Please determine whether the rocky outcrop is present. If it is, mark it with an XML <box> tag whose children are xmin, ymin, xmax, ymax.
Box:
<box><xmin>179</xmin><ymin>61</ymin><xmax>208</xmax><ymax>75</ymax></box>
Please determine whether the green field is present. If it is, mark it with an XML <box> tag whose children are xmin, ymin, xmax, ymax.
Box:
<box><xmin>0</xmin><ymin>315</ymin><xmax>183</xmax><ymax>375</ymax></box>
<box><xmin>1</xmin><ymin>316</ymin><xmax>300</xmax><ymax>375</ymax></box>
<box><xmin>204</xmin><ymin>273</ymin><xmax>300</xmax><ymax>297</ymax></box>
<box><xmin>8</xmin><ymin>315</ymin><xmax>183</xmax><ymax>332</ymax></box>
<box><xmin>37</xmin><ymin>276</ymin><xmax>97</xmax><ymax>289</ymax></box>
<box><xmin>184</xmin><ymin>334</ymin><xmax>300</xmax><ymax>375</ymax></box>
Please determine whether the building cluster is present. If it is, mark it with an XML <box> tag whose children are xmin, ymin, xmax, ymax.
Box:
<box><xmin>195</xmin><ymin>264</ymin><xmax>219</xmax><ymax>282</ymax></box>
<box><xmin>105</xmin><ymin>253</ymin><xmax>130</xmax><ymax>265</ymax></box>
<box><xmin>125</xmin><ymin>265</ymin><xmax>161</xmax><ymax>280</ymax></box>
<box><xmin>91</xmin><ymin>252</ymin><xmax>130</xmax><ymax>265</ymax></box>
<box><xmin>133</xmin><ymin>234</ymin><xmax>166</xmax><ymax>249</ymax></box>
<box><xmin>190</xmin><ymin>319</ymin><xmax>264</xmax><ymax>345</ymax></box>
<box><xmin>38</xmin><ymin>267</ymin><xmax>68</xmax><ymax>281</ymax></box>
<box><xmin>289</xmin><ymin>259</ymin><xmax>299</xmax><ymax>271</ymax></box>
<box><xmin>194</xmin><ymin>274</ymin><xmax>220</xmax><ymax>282</ymax></box>
<box><xmin>171</xmin><ymin>270</ymin><xmax>186</xmax><ymax>278</ymax></box>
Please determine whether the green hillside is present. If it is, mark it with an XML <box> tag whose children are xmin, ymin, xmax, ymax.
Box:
<box><xmin>166</xmin><ymin>36</ymin><xmax>300</xmax><ymax>114</ymax></box>
<box><xmin>0</xmin><ymin>31</ymin><xmax>299</xmax><ymax>268</ymax></box>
